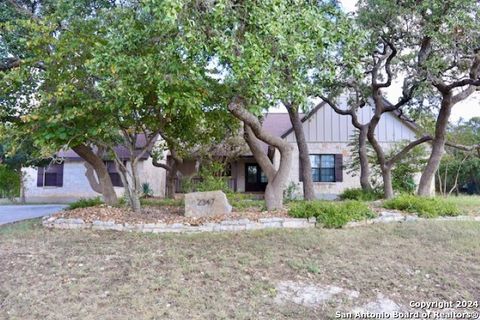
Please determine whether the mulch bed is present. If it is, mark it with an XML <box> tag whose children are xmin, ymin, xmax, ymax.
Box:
<box><xmin>54</xmin><ymin>205</ymin><xmax>290</xmax><ymax>226</ymax></box>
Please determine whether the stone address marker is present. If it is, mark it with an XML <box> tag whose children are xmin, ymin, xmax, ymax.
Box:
<box><xmin>184</xmin><ymin>190</ymin><xmax>233</xmax><ymax>217</ymax></box>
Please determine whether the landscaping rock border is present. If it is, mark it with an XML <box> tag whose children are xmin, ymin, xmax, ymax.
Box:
<box><xmin>42</xmin><ymin>211</ymin><xmax>480</xmax><ymax>234</ymax></box>
<box><xmin>345</xmin><ymin>211</ymin><xmax>480</xmax><ymax>228</ymax></box>
<box><xmin>42</xmin><ymin>216</ymin><xmax>317</xmax><ymax>233</ymax></box>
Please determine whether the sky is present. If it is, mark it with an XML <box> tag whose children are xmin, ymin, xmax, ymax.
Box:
<box><xmin>271</xmin><ymin>0</ymin><xmax>480</xmax><ymax>122</ymax></box>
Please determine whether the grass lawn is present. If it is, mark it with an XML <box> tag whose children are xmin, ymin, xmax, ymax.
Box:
<box><xmin>1</xmin><ymin>219</ymin><xmax>480</xmax><ymax>319</ymax></box>
<box><xmin>443</xmin><ymin>195</ymin><xmax>480</xmax><ymax>215</ymax></box>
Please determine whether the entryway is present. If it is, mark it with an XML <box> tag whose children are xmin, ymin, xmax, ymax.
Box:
<box><xmin>245</xmin><ymin>163</ymin><xmax>268</xmax><ymax>192</ymax></box>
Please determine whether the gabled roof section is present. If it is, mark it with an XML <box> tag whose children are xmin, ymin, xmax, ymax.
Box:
<box><xmin>262</xmin><ymin>113</ymin><xmax>298</xmax><ymax>138</ymax></box>
<box><xmin>57</xmin><ymin>134</ymin><xmax>153</xmax><ymax>161</ymax></box>
<box><xmin>279</xmin><ymin>98</ymin><xmax>421</xmax><ymax>139</ymax></box>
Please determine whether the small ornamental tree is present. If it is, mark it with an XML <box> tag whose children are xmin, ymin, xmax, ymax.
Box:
<box><xmin>89</xmin><ymin>3</ymin><xmax>235</xmax><ymax>210</ymax></box>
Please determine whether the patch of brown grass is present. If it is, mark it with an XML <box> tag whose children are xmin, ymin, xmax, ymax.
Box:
<box><xmin>1</xmin><ymin>220</ymin><xmax>479</xmax><ymax>319</ymax></box>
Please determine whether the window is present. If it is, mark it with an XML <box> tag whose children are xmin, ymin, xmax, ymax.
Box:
<box><xmin>105</xmin><ymin>161</ymin><xmax>123</xmax><ymax>187</ymax></box>
<box><xmin>37</xmin><ymin>163</ymin><xmax>64</xmax><ymax>187</ymax></box>
<box><xmin>310</xmin><ymin>154</ymin><xmax>335</xmax><ymax>182</ymax></box>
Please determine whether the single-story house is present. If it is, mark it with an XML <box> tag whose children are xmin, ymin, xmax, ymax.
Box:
<box><xmin>23</xmin><ymin>100</ymin><xmax>431</xmax><ymax>203</ymax></box>
<box><xmin>23</xmin><ymin>136</ymin><xmax>167</xmax><ymax>203</ymax></box>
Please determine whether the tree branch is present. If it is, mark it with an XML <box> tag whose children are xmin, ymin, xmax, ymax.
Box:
<box><xmin>319</xmin><ymin>95</ymin><xmax>363</xmax><ymax>128</ymax></box>
<box><xmin>386</xmin><ymin>135</ymin><xmax>433</xmax><ymax>166</ymax></box>
<box><xmin>151</xmin><ymin>156</ymin><xmax>172</xmax><ymax>171</ymax></box>
<box><xmin>375</xmin><ymin>38</ymin><xmax>397</xmax><ymax>89</ymax></box>
<box><xmin>243</xmin><ymin>125</ymin><xmax>276</xmax><ymax>180</ymax></box>
<box><xmin>5</xmin><ymin>0</ymin><xmax>36</xmax><ymax>19</ymax></box>
<box><xmin>0</xmin><ymin>57</ymin><xmax>21</xmax><ymax>72</ymax></box>
<box><xmin>228</xmin><ymin>96</ymin><xmax>289</xmax><ymax>151</ymax></box>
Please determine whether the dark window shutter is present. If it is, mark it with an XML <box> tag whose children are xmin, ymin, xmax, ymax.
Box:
<box><xmin>37</xmin><ymin>167</ymin><xmax>45</xmax><ymax>187</ymax></box>
<box><xmin>56</xmin><ymin>163</ymin><xmax>64</xmax><ymax>187</ymax></box>
<box><xmin>299</xmin><ymin>155</ymin><xmax>303</xmax><ymax>182</ymax></box>
<box><xmin>334</xmin><ymin>154</ymin><xmax>343</xmax><ymax>182</ymax></box>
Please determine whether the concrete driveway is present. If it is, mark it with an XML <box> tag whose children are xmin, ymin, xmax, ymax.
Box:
<box><xmin>0</xmin><ymin>205</ymin><xmax>67</xmax><ymax>225</ymax></box>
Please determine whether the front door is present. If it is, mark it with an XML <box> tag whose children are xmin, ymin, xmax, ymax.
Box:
<box><xmin>245</xmin><ymin>163</ymin><xmax>267</xmax><ymax>192</ymax></box>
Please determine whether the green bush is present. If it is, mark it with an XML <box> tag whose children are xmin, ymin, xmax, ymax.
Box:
<box><xmin>288</xmin><ymin>200</ymin><xmax>375</xmax><ymax>228</ymax></box>
<box><xmin>142</xmin><ymin>182</ymin><xmax>153</xmax><ymax>198</ymax></box>
<box><xmin>227</xmin><ymin>192</ymin><xmax>265</xmax><ymax>211</ymax></box>
<box><xmin>0</xmin><ymin>165</ymin><xmax>20</xmax><ymax>200</ymax></box>
<box><xmin>68</xmin><ymin>197</ymin><xmax>103</xmax><ymax>210</ymax></box>
<box><xmin>183</xmin><ymin>161</ymin><xmax>231</xmax><ymax>193</ymax></box>
<box><xmin>195</xmin><ymin>176</ymin><xmax>230</xmax><ymax>193</ymax></box>
<box><xmin>283</xmin><ymin>182</ymin><xmax>300</xmax><ymax>202</ymax></box>
<box><xmin>383</xmin><ymin>194</ymin><xmax>460</xmax><ymax>218</ymax></box>
<box><xmin>339</xmin><ymin>188</ymin><xmax>382</xmax><ymax>201</ymax></box>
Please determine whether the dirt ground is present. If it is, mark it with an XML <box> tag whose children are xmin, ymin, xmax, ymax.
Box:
<box><xmin>1</xmin><ymin>219</ymin><xmax>479</xmax><ymax>319</ymax></box>
<box><xmin>54</xmin><ymin>205</ymin><xmax>288</xmax><ymax>225</ymax></box>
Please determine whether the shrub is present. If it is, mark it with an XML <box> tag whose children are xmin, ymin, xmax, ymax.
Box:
<box><xmin>195</xmin><ymin>176</ymin><xmax>230</xmax><ymax>193</ymax></box>
<box><xmin>0</xmin><ymin>165</ymin><xmax>20</xmax><ymax>200</ymax></box>
<box><xmin>142</xmin><ymin>182</ymin><xmax>154</xmax><ymax>198</ymax></box>
<box><xmin>383</xmin><ymin>194</ymin><xmax>459</xmax><ymax>218</ymax></box>
<box><xmin>283</xmin><ymin>182</ymin><xmax>300</xmax><ymax>202</ymax></box>
<box><xmin>68</xmin><ymin>197</ymin><xmax>103</xmax><ymax>210</ymax></box>
<box><xmin>196</xmin><ymin>162</ymin><xmax>230</xmax><ymax>192</ymax></box>
<box><xmin>288</xmin><ymin>200</ymin><xmax>375</xmax><ymax>228</ymax></box>
<box><xmin>339</xmin><ymin>188</ymin><xmax>382</xmax><ymax>201</ymax></box>
<box><xmin>342</xmin><ymin>201</ymin><xmax>377</xmax><ymax>221</ymax></box>
<box><xmin>227</xmin><ymin>192</ymin><xmax>265</xmax><ymax>211</ymax></box>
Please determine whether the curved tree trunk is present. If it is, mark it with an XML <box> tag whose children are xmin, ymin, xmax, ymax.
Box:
<box><xmin>244</xmin><ymin>125</ymin><xmax>293</xmax><ymax>210</ymax></box>
<box><xmin>165</xmin><ymin>161</ymin><xmax>178</xmax><ymax>199</ymax></box>
<box><xmin>285</xmin><ymin>104</ymin><xmax>315</xmax><ymax>200</ymax></box>
<box><xmin>264</xmin><ymin>182</ymin><xmax>283</xmax><ymax>210</ymax></box>
<box><xmin>358</xmin><ymin>126</ymin><xmax>373</xmax><ymax>191</ymax></box>
<box><xmin>366</xmin><ymin>103</ymin><xmax>393</xmax><ymax>199</ymax></box>
<box><xmin>417</xmin><ymin>94</ymin><xmax>452</xmax><ymax>196</ymax></box>
<box><xmin>151</xmin><ymin>154</ymin><xmax>181</xmax><ymax>199</ymax></box>
<box><xmin>228</xmin><ymin>97</ymin><xmax>293</xmax><ymax>211</ymax></box>
<box><xmin>72</xmin><ymin>144</ymin><xmax>118</xmax><ymax>206</ymax></box>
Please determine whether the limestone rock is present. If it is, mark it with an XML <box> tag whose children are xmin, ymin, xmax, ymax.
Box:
<box><xmin>184</xmin><ymin>190</ymin><xmax>232</xmax><ymax>217</ymax></box>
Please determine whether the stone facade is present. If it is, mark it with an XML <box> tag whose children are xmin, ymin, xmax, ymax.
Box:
<box><xmin>23</xmin><ymin>157</ymin><xmax>167</xmax><ymax>203</ymax></box>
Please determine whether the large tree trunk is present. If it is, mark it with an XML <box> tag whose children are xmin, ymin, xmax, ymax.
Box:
<box><xmin>128</xmin><ymin>160</ymin><xmax>142</xmax><ymax>212</ymax></box>
<box><xmin>382</xmin><ymin>166</ymin><xmax>394</xmax><ymax>199</ymax></box>
<box><xmin>244</xmin><ymin>125</ymin><xmax>293</xmax><ymax>211</ymax></box>
<box><xmin>165</xmin><ymin>162</ymin><xmax>178</xmax><ymax>199</ymax></box>
<box><xmin>151</xmin><ymin>154</ymin><xmax>181</xmax><ymax>199</ymax></box>
<box><xmin>228</xmin><ymin>97</ymin><xmax>293</xmax><ymax>211</ymax></box>
<box><xmin>285</xmin><ymin>104</ymin><xmax>315</xmax><ymax>200</ymax></box>
<box><xmin>114</xmin><ymin>159</ymin><xmax>142</xmax><ymax>212</ymax></box>
<box><xmin>366</xmin><ymin>103</ymin><xmax>391</xmax><ymax>198</ymax></box>
<box><xmin>358</xmin><ymin>126</ymin><xmax>373</xmax><ymax>191</ymax></box>
<box><xmin>72</xmin><ymin>144</ymin><xmax>118</xmax><ymax>206</ymax></box>
<box><xmin>264</xmin><ymin>182</ymin><xmax>283</xmax><ymax>210</ymax></box>
<box><xmin>417</xmin><ymin>94</ymin><xmax>452</xmax><ymax>196</ymax></box>
<box><xmin>19</xmin><ymin>169</ymin><xmax>26</xmax><ymax>204</ymax></box>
